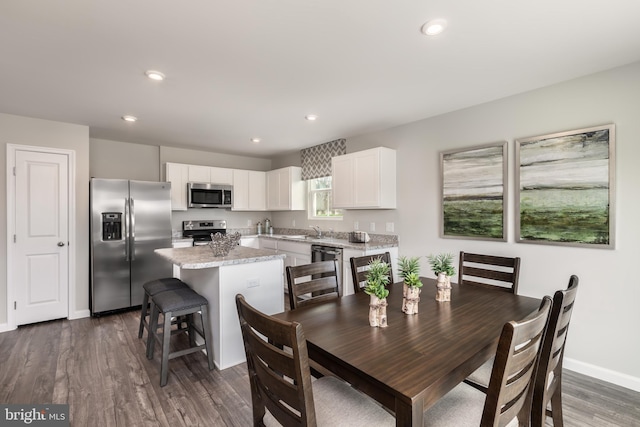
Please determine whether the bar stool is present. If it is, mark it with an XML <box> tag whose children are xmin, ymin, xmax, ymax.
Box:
<box><xmin>138</xmin><ymin>278</ymin><xmax>190</xmax><ymax>339</ymax></box>
<box><xmin>146</xmin><ymin>287</ymin><xmax>215</xmax><ymax>386</ymax></box>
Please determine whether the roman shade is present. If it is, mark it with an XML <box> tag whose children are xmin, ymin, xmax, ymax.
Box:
<box><xmin>300</xmin><ymin>138</ymin><xmax>346</xmax><ymax>180</ymax></box>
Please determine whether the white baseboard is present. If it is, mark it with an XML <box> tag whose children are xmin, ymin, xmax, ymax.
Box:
<box><xmin>0</xmin><ymin>310</ymin><xmax>89</xmax><ymax>333</ymax></box>
<box><xmin>564</xmin><ymin>357</ymin><xmax>640</xmax><ymax>392</ymax></box>
<box><xmin>0</xmin><ymin>322</ymin><xmax>16</xmax><ymax>333</ymax></box>
<box><xmin>69</xmin><ymin>309</ymin><xmax>90</xmax><ymax>320</ymax></box>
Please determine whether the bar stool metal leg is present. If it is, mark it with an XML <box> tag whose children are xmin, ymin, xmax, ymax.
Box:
<box><xmin>138</xmin><ymin>291</ymin><xmax>150</xmax><ymax>339</ymax></box>
<box><xmin>200</xmin><ymin>305</ymin><xmax>215</xmax><ymax>370</ymax></box>
<box><xmin>160</xmin><ymin>309</ymin><xmax>173</xmax><ymax>387</ymax></box>
<box><xmin>146</xmin><ymin>299</ymin><xmax>159</xmax><ymax>360</ymax></box>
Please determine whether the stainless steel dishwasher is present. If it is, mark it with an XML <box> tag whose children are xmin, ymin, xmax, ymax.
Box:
<box><xmin>311</xmin><ymin>244</ymin><xmax>343</xmax><ymax>285</ymax></box>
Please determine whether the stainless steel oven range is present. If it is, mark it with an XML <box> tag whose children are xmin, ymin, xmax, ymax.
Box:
<box><xmin>182</xmin><ymin>219</ymin><xmax>227</xmax><ymax>246</ymax></box>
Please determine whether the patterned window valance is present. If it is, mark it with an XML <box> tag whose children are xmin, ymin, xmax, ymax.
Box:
<box><xmin>300</xmin><ymin>138</ymin><xmax>346</xmax><ymax>180</ymax></box>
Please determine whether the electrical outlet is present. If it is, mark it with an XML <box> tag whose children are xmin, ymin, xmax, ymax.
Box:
<box><xmin>247</xmin><ymin>278</ymin><xmax>260</xmax><ymax>288</ymax></box>
<box><xmin>247</xmin><ymin>219</ymin><xmax>253</xmax><ymax>226</ymax></box>
<box><xmin>386</xmin><ymin>222</ymin><xmax>394</xmax><ymax>232</ymax></box>
<box><xmin>354</xmin><ymin>221</ymin><xmax>359</xmax><ymax>230</ymax></box>
<box><xmin>370</xmin><ymin>222</ymin><xmax>376</xmax><ymax>232</ymax></box>
<box><xmin>292</xmin><ymin>219</ymin><xmax>296</xmax><ymax>227</ymax></box>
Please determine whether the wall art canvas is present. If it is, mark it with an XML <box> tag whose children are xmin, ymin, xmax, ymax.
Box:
<box><xmin>440</xmin><ymin>142</ymin><xmax>507</xmax><ymax>241</ymax></box>
<box><xmin>516</xmin><ymin>124</ymin><xmax>615</xmax><ymax>248</ymax></box>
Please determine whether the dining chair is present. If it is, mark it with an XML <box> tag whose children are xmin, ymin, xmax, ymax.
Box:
<box><xmin>235</xmin><ymin>294</ymin><xmax>394</xmax><ymax>427</ymax></box>
<box><xmin>458</xmin><ymin>251</ymin><xmax>521</xmax><ymax>294</ymax></box>
<box><xmin>423</xmin><ymin>296</ymin><xmax>552</xmax><ymax>427</ymax></box>
<box><xmin>286</xmin><ymin>260</ymin><xmax>341</xmax><ymax>310</ymax></box>
<box><xmin>463</xmin><ymin>276</ymin><xmax>579</xmax><ymax>426</ymax></box>
<box><xmin>350</xmin><ymin>252</ymin><xmax>393</xmax><ymax>294</ymax></box>
<box><xmin>531</xmin><ymin>275</ymin><xmax>579</xmax><ymax>427</ymax></box>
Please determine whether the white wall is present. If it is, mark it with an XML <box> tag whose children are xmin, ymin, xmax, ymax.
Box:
<box><xmin>160</xmin><ymin>146</ymin><xmax>272</xmax><ymax>172</ymax></box>
<box><xmin>273</xmin><ymin>61</ymin><xmax>640</xmax><ymax>391</ymax></box>
<box><xmin>90</xmin><ymin>138</ymin><xmax>162</xmax><ymax>181</ymax></box>
<box><xmin>0</xmin><ymin>113</ymin><xmax>90</xmax><ymax>327</ymax></box>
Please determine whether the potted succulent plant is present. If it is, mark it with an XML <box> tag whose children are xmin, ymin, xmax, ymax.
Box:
<box><xmin>427</xmin><ymin>253</ymin><xmax>456</xmax><ymax>302</ymax></box>
<box><xmin>364</xmin><ymin>257</ymin><xmax>391</xmax><ymax>327</ymax></box>
<box><xmin>398</xmin><ymin>256</ymin><xmax>422</xmax><ymax>314</ymax></box>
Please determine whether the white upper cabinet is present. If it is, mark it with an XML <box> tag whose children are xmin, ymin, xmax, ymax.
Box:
<box><xmin>331</xmin><ymin>147</ymin><xmax>396</xmax><ymax>209</ymax></box>
<box><xmin>165</xmin><ymin>162</ymin><xmax>189</xmax><ymax>211</ymax></box>
<box><xmin>210</xmin><ymin>167</ymin><xmax>233</xmax><ymax>185</ymax></box>
<box><xmin>187</xmin><ymin>165</ymin><xmax>233</xmax><ymax>185</ymax></box>
<box><xmin>166</xmin><ymin>162</ymin><xmax>303</xmax><ymax>212</ymax></box>
<box><xmin>188</xmin><ymin>165</ymin><xmax>210</xmax><ymax>183</ymax></box>
<box><xmin>233</xmin><ymin>169</ymin><xmax>266</xmax><ymax>211</ymax></box>
<box><xmin>266</xmin><ymin>166</ymin><xmax>306</xmax><ymax>211</ymax></box>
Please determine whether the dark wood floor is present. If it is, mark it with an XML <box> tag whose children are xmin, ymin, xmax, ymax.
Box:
<box><xmin>1</xmin><ymin>309</ymin><xmax>638</xmax><ymax>427</ymax></box>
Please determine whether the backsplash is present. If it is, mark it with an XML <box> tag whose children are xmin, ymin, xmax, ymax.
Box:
<box><xmin>228</xmin><ymin>227</ymin><xmax>399</xmax><ymax>245</ymax></box>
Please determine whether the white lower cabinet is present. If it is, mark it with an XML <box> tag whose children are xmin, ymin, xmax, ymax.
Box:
<box><xmin>259</xmin><ymin>238</ymin><xmax>311</xmax><ymax>292</ymax></box>
<box><xmin>258</xmin><ymin>237</ymin><xmax>398</xmax><ymax>298</ymax></box>
<box><xmin>239</xmin><ymin>236</ymin><xmax>260</xmax><ymax>249</ymax></box>
<box><xmin>342</xmin><ymin>246</ymin><xmax>399</xmax><ymax>296</ymax></box>
<box><xmin>278</xmin><ymin>240</ymin><xmax>312</xmax><ymax>271</ymax></box>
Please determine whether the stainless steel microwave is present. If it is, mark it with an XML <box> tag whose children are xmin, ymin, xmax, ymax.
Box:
<box><xmin>188</xmin><ymin>182</ymin><xmax>233</xmax><ymax>208</ymax></box>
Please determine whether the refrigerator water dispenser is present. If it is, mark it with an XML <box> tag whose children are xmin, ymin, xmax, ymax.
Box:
<box><xmin>102</xmin><ymin>212</ymin><xmax>122</xmax><ymax>241</ymax></box>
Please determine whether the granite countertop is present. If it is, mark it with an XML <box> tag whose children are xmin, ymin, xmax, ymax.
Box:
<box><xmin>257</xmin><ymin>234</ymin><xmax>397</xmax><ymax>250</ymax></box>
<box><xmin>155</xmin><ymin>245</ymin><xmax>285</xmax><ymax>269</ymax></box>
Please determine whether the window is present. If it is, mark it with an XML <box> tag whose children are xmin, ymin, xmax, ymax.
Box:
<box><xmin>308</xmin><ymin>177</ymin><xmax>343</xmax><ymax>220</ymax></box>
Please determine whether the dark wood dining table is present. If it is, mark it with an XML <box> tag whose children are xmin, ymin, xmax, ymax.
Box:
<box><xmin>274</xmin><ymin>278</ymin><xmax>541</xmax><ymax>426</ymax></box>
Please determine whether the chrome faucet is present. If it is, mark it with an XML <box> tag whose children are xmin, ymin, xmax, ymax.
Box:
<box><xmin>310</xmin><ymin>225</ymin><xmax>322</xmax><ymax>238</ymax></box>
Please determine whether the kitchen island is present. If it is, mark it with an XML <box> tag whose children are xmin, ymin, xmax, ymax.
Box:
<box><xmin>155</xmin><ymin>245</ymin><xmax>285</xmax><ymax>370</ymax></box>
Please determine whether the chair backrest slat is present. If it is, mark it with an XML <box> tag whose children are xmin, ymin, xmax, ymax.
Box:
<box><xmin>286</xmin><ymin>260</ymin><xmax>341</xmax><ymax>310</ymax></box>
<box><xmin>350</xmin><ymin>252</ymin><xmax>393</xmax><ymax>294</ymax></box>
<box><xmin>459</xmin><ymin>251</ymin><xmax>521</xmax><ymax>294</ymax></box>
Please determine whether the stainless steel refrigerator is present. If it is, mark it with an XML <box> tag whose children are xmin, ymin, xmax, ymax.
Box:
<box><xmin>90</xmin><ymin>178</ymin><xmax>172</xmax><ymax>315</ymax></box>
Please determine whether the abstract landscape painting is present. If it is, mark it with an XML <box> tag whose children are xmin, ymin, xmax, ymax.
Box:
<box><xmin>441</xmin><ymin>142</ymin><xmax>506</xmax><ymax>241</ymax></box>
<box><xmin>516</xmin><ymin>124</ymin><xmax>615</xmax><ymax>248</ymax></box>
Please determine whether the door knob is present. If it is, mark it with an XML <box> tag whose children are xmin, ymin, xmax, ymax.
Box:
<box><xmin>57</xmin><ymin>242</ymin><xmax>65</xmax><ymax>247</ymax></box>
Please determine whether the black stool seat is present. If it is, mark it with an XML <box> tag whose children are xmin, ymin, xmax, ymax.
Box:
<box><xmin>138</xmin><ymin>278</ymin><xmax>190</xmax><ymax>339</ymax></box>
<box><xmin>153</xmin><ymin>288</ymin><xmax>209</xmax><ymax>312</ymax></box>
<box><xmin>144</xmin><ymin>277</ymin><xmax>189</xmax><ymax>295</ymax></box>
<box><xmin>146</xmin><ymin>287</ymin><xmax>215</xmax><ymax>386</ymax></box>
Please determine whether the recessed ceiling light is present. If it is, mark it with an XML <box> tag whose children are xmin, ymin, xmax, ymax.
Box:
<box><xmin>305</xmin><ymin>114</ymin><xmax>318</xmax><ymax>121</ymax></box>
<box><xmin>145</xmin><ymin>70</ymin><xmax>165</xmax><ymax>81</ymax></box>
<box><xmin>122</xmin><ymin>115</ymin><xmax>138</xmax><ymax>122</ymax></box>
<box><xmin>250</xmin><ymin>138</ymin><xmax>261</xmax><ymax>144</ymax></box>
<box><xmin>421</xmin><ymin>19</ymin><xmax>447</xmax><ymax>36</ymax></box>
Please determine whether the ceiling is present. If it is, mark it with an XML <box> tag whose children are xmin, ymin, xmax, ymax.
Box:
<box><xmin>1</xmin><ymin>1</ymin><xmax>640</xmax><ymax>158</ymax></box>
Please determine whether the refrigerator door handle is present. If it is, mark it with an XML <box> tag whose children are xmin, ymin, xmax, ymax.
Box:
<box><xmin>129</xmin><ymin>198</ymin><xmax>136</xmax><ymax>260</ymax></box>
<box><xmin>124</xmin><ymin>198</ymin><xmax>131</xmax><ymax>261</ymax></box>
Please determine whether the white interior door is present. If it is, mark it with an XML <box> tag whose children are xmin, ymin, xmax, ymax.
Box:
<box><xmin>13</xmin><ymin>149</ymin><xmax>69</xmax><ymax>325</ymax></box>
